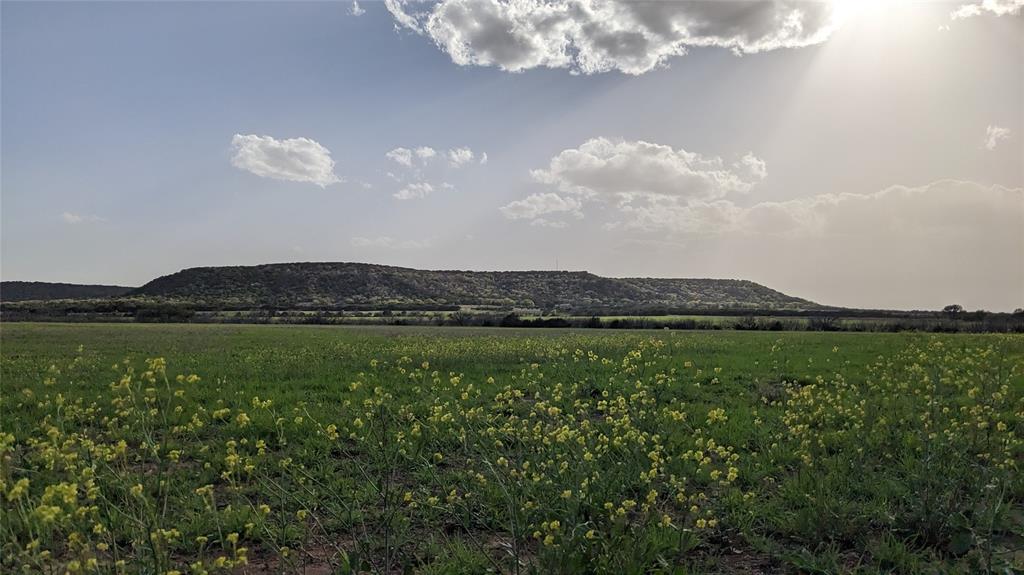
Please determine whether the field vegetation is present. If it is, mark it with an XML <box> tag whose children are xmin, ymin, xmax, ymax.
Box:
<box><xmin>5</xmin><ymin>302</ymin><xmax>1022</xmax><ymax>334</ymax></box>
<box><xmin>1</xmin><ymin>324</ymin><xmax>1022</xmax><ymax>573</ymax></box>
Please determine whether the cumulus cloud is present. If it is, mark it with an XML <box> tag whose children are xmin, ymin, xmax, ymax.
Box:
<box><xmin>393</xmin><ymin>182</ymin><xmax>435</xmax><ymax>200</ymax></box>
<box><xmin>350</xmin><ymin>0</ymin><xmax>365</xmax><ymax>16</ymax></box>
<box><xmin>387</xmin><ymin>145</ymin><xmax>481</xmax><ymax>168</ymax></box>
<box><xmin>351</xmin><ymin>236</ymin><xmax>431</xmax><ymax>249</ymax></box>
<box><xmin>500</xmin><ymin>192</ymin><xmax>583</xmax><ymax>226</ymax></box>
<box><xmin>386</xmin><ymin>0</ymin><xmax>423</xmax><ymax>30</ymax></box>
<box><xmin>386</xmin><ymin>0</ymin><xmax>841</xmax><ymax>75</ymax></box>
<box><xmin>737</xmin><ymin>152</ymin><xmax>767</xmax><ymax>180</ymax></box>
<box><xmin>386</xmin><ymin>145</ymin><xmax>478</xmax><ymax>199</ymax></box>
<box><xmin>448</xmin><ymin>147</ymin><xmax>475</xmax><ymax>167</ymax></box>
<box><xmin>951</xmin><ymin>0</ymin><xmax>1023</xmax><ymax>19</ymax></box>
<box><xmin>386</xmin><ymin>147</ymin><xmax>414</xmax><ymax>167</ymax></box>
<box><xmin>532</xmin><ymin>138</ymin><xmax>763</xmax><ymax>201</ymax></box>
<box><xmin>230</xmin><ymin>134</ymin><xmax>341</xmax><ymax>187</ymax></box>
<box><xmin>507</xmin><ymin>138</ymin><xmax>764</xmax><ymax>228</ymax></box>
<box><xmin>985</xmin><ymin>125</ymin><xmax>1011</xmax><ymax>150</ymax></box>
<box><xmin>61</xmin><ymin>212</ymin><xmax>103</xmax><ymax>224</ymax></box>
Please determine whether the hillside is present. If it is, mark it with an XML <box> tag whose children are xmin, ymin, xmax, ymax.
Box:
<box><xmin>1</xmin><ymin>281</ymin><xmax>135</xmax><ymax>302</ymax></box>
<box><xmin>131</xmin><ymin>262</ymin><xmax>823</xmax><ymax>311</ymax></box>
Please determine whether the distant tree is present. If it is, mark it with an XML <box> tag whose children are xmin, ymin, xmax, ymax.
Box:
<box><xmin>809</xmin><ymin>316</ymin><xmax>839</xmax><ymax>331</ymax></box>
<box><xmin>500</xmin><ymin>313</ymin><xmax>522</xmax><ymax>328</ymax></box>
<box><xmin>448</xmin><ymin>311</ymin><xmax>470</xmax><ymax>326</ymax></box>
<box><xmin>943</xmin><ymin>304</ymin><xmax>964</xmax><ymax>317</ymax></box>
<box><xmin>1014</xmin><ymin>308</ymin><xmax>1024</xmax><ymax>316</ymax></box>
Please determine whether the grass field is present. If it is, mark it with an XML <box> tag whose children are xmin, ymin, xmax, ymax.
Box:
<box><xmin>1</xmin><ymin>323</ymin><xmax>1022</xmax><ymax>574</ymax></box>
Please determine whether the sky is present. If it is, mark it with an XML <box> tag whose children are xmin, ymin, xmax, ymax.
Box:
<box><xmin>1</xmin><ymin>0</ymin><xmax>1022</xmax><ymax>311</ymax></box>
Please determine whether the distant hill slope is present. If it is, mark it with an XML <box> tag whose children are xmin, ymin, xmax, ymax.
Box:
<box><xmin>131</xmin><ymin>262</ymin><xmax>823</xmax><ymax>311</ymax></box>
<box><xmin>1</xmin><ymin>281</ymin><xmax>135</xmax><ymax>302</ymax></box>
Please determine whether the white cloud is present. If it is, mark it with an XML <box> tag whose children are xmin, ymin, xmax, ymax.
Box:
<box><xmin>985</xmin><ymin>125</ymin><xmax>1011</xmax><ymax>150</ymax></box>
<box><xmin>60</xmin><ymin>212</ymin><xmax>103</xmax><ymax>224</ymax></box>
<box><xmin>386</xmin><ymin>0</ymin><xmax>841</xmax><ymax>75</ymax></box>
<box><xmin>532</xmin><ymin>138</ymin><xmax>763</xmax><ymax>201</ymax></box>
<box><xmin>350</xmin><ymin>0</ymin><xmax>365</xmax><ymax>16</ymax></box>
<box><xmin>351</xmin><ymin>236</ymin><xmax>431</xmax><ymax>249</ymax></box>
<box><xmin>230</xmin><ymin>134</ymin><xmax>340</xmax><ymax>187</ymax></box>
<box><xmin>479</xmin><ymin>152</ymin><xmax>489</xmax><ymax>165</ymax></box>
<box><xmin>388</xmin><ymin>145</ymin><xmax>481</xmax><ymax>169</ymax></box>
<box><xmin>386</xmin><ymin>147</ymin><xmax>414</xmax><ymax>167</ymax></box>
<box><xmin>384</xmin><ymin>145</ymin><xmax>479</xmax><ymax>200</ymax></box>
<box><xmin>385</xmin><ymin>0</ymin><xmax>422</xmax><ymax>31</ymax></box>
<box><xmin>500</xmin><ymin>192</ymin><xmax>583</xmax><ymax>228</ymax></box>
<box><xmin>510</xmin><ymin>138</ymin><xmax>765</xmax><ymax>229</ymax></box>
<box><xmin>737</xmin><ymin>152</ymin><xmax>768</xmax><ymax>181</ymax></box>
<box><xmin>951</xmin><ymin>0</ymin><xmax>1023</xmax><ymax>19</ymax></box>
<box><xmin>448</xmin><ymin>147</ymin><xmax>475</xmax><ymax>167</ymax></box>
<box><xmin>393</xmin><ymin>182</ymin><xmax>435</xmax><ymax>200</ymax></box>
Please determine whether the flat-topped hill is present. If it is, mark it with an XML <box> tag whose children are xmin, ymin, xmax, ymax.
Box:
<box><xmin>129</xmin><ymin>262</ymin><xmax>822</xmax><ymax>311</ymax></box>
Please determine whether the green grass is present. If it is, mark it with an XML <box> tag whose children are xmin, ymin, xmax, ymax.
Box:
<box><xmin>1</xmin><ymin>323</ymin><xmax>1022</xmax><ymax>574</ymax></box>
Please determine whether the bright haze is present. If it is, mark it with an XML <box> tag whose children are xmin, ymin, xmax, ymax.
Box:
<box><xmin>1</xmin><ymin>0</ymin><xmax>1021</xmax><ymax>311</ymax></box>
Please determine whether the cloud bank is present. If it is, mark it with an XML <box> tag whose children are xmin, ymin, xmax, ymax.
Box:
<box><xmin>610</xmin><ymin>180</ymin><xmax>1024</xmax><ymax>240</ymax></box>
<box><xmin>231</xmin><ymin>134</ymin><xmax>341</xmax><ymax>187</ymax></box>
<box><xmin>386</xmin><ymin>0</ymin><xmax>841</xmax><ymax>75</ymax></box>
<box><xmin>628</xmin><ymin>181</ymin><xmax>1024</xmax><ymax>312</ymax></box>
<box><xmin>513</xmin><ymin>140</ymin><xmax>1023</xmax><ymax>252</ymax></box>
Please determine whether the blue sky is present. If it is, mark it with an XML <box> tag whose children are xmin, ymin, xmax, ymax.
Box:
<box><xmin>2</xmin><ymin>1</ymin><xmax>1022</xmax><ymax>310</ymax></box>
